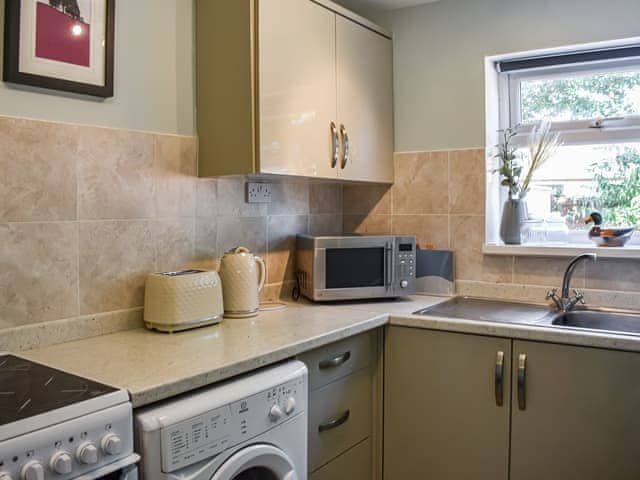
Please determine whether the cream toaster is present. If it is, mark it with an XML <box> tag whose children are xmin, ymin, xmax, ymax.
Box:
<box><xmin>144</xmin><ymin>269</ymin><xmax>224</xmax><ymax>333</ymax></box>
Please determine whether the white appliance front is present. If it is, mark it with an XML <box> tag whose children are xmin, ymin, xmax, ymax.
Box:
<box><xmin>135</xmin><ymin>361</ymin><xmax>308</xmax><ymax>480</ymax></box>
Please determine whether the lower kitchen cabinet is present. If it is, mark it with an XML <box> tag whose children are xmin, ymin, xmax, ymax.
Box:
<box><xmin>384</xmin><ymin>327</ymin><xmax>511</xmax><ymax>480</ymax></box>
<box><xmin>510</xmin><ymin>340</ymin><xmax>640</xmax><ymax>480</ymax></box>
<box><xmin>385</xmin><ymin>326</ymin><xmax>640</xmax><ymax>480</ymax></box>
<box><xmin>310</xmin><ymin>438</ymin><xmax>372</xmax><ymax>480</ymax></box>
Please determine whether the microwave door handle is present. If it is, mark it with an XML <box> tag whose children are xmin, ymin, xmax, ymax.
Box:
<box><xmin>385</xmin><ymin>244</ymin><xmax>393</xmax><ymax>287</ymax></box>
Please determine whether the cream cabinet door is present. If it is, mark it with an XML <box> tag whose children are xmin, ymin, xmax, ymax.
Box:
<box><xmin>384</xmin><ymin>327</ymin><xmax>511</xmax><ymax>480</ymax></box>
<box><xmin>336</xmin><ymin>16</ymin><xmax>393</xmax><ymax>183</ymax></box>
<box><xmin>258</xmin><ymin>0</ymin><xmax>338</xmax><ymax>178</ymax></box>
<box><xmin>510</xmin><ymin>341</ymin><xmax>640</xmax><ymax>480</ymax></box>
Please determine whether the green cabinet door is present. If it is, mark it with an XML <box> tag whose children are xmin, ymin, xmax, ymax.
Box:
<box><xmin>384</xmin><ymin>327</ymin><xmax>511</xmax><ymax>480</ymax></box>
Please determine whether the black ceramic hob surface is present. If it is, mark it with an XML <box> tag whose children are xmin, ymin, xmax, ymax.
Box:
<box><xmin>0</xmin><ymin>355</ymin><xmax>117</xmax><ymax>426</ymax></box>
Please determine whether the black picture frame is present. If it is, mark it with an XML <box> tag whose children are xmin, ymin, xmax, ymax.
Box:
<box><xmin>3</xmin><ymin>0</ymin><xmax>115</xmax><ymax>98</ymax></box>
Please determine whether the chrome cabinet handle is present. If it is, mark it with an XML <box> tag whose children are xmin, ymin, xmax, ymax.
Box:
<box><xmin>517</xmin><ymin>353</ymin><xmax>527</xmax><ymax>410</ymax></box>
<box><xmin>495</xmin><ymin>351</ymin><xmax>505</xmax><ymax>407</ymax></box>
<box><xmin>339</xmin><ymin>124</ymin><xmax>350</xmax><ymax>169</ymax></box>
<box><xmin>330</xmin><ymin>122</ymin><xmax>339</xmax><ymax>168</ymax></box>
<box><xmin>318</xmin><ymin>410</ymin><xmax>350</xmax><ymax>432</ymax></box>
<box><xmin>318</xmin><ymin>351</ymin><xmax>351</xmax><ymax>370</ymax></box>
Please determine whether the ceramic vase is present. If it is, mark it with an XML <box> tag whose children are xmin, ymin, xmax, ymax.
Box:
<box><xmin>500</xmin><ymin>199</ymin><xmax>527</xmax><ymax>245</ymax></box>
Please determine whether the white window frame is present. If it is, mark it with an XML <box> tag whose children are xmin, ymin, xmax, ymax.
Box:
<box><xmin>501</xmin><ymin>57</ymin><xmax>640</xmax><ymax>146</ymax></box>
<box><xmin>485</xmin><ymin>38</ymin><xmax>640</xmax><ymax>258</ymax></box>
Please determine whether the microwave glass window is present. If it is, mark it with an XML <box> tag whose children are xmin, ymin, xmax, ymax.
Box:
<box><xmin>325</xmin><ymin>247</ymin><xmax>385</xmax><ymax>288</ymax></box>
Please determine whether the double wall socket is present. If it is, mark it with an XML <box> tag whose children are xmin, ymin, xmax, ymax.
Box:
<box><xmin>246</xmin><ymin>182</ymin><xmax>272</xmax><ymax>203</ymax></box>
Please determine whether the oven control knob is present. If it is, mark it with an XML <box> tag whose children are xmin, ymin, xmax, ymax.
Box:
<box><xmin>77</xmin><ymin>442</ymin><xmax>99</xmax><ymax>465</ymax></box>
<box><xmin>101</xmin><ymin>434</ymin><xmax>123</xmax><ymax>456</ymax></box>
<box><xmin>284</xmin><ymin>397</ymin><xmax>296</xmax><ymax>415</ymax></box>
<box><xmin>0</xmin><ymin>473</ymin><xmax>14</xmax><ymax>480</ymax></box>
<box><xmin>400</xmin><ymin>280</ymin><xmax>409</xmax><ymax>289</ymax></box>
<box><xmin>269</xmin><ymin>404</ymin><xmax>284</xmax><ymax>421</ymax></box>
<box><xmin>50</xmin><ymin>452</ymin><xmax>73</xmax><ymax>475</ymax></box>
<box><xmin>20</xmin><ymin>461</ymin><xmax>44</xmax><ymax>480</ymax></box>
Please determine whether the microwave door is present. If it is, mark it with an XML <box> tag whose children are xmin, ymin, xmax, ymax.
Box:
<box><xmin>317</xmin><ymin>245</ymin><xmax>390</xmax><ymax>299</ymax></box>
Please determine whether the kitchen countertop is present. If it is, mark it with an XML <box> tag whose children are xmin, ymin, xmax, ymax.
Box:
<box><xmin>22</xmin><ymin>295</ymin><xmax>640</xmax><ymax>408</ymax></box>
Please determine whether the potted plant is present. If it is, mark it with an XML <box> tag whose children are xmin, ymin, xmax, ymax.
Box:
<box><xmin>495</xmin><ymin>121</ymin><xmax>561</xmax><ymax>244</ymax></box>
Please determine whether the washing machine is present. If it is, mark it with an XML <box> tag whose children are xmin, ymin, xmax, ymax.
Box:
<box><xmin>134</xmin><ymin>361</ymin><xmax>307</xmax><ymax>480</ymax></box>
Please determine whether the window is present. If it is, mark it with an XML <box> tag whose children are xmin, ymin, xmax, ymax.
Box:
<box><xmin>491</xmin><ymin>42</ymin><xmax>640</xmax><ymax>251</ymax></box>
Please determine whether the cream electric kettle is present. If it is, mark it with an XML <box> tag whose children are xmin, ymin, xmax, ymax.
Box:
<box><xmin>219</xmin><ymin>247</ymin><xmax>266</xmax><ymax>318</ymax></box>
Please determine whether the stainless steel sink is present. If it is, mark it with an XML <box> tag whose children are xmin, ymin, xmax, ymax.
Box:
<box><xmin>551</xmin><ymin>310</ymin><xmax>640</xmax><ymax>335</ymax></box>
<box><xmin>413</xmin><ymin>297</ymin><xmax>553</xmax><ymax>324</ymax></box>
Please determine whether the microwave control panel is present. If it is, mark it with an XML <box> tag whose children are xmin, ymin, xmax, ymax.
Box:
<box><xmin>395</xmin><ymin>237</ymin><xmax>416</xmax><ymax>291</ymax></box>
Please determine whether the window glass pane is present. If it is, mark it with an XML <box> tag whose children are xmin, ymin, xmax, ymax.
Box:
<box><xmin>520</xmin><ymin>69</ymin><xmax>640</xmax><ymax>123</ymax></box>
<box><xmin>522</xmin><ymin>143</ymin><xmax>640</xmax><ymax>245</ymax></box>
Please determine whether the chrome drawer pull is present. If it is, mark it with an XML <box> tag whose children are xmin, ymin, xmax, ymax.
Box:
<box><xmin>318</xmin><ymin>410</ymin><xmax>350</xmax><ymax>433</ymax></box>
<box><xmin>495</xmin><ymin>350</ymin><xmax>504</xmax><ymax>407</ymax></box>
<box><xmin>318</xmin><ymin>351</ymin><xmax>351</xmax><ymax>370</ymax></box>
<box><xmin>517</xmin><ymin>353</ymin><xmax>527</xmax><ymax>410</ymax></box>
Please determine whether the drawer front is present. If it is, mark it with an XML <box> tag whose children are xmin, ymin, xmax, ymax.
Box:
<box><xmin>310</xmin><ymin>438</ymin><xmax>372</xmax><ymax>480</ymax></box>
<box><xmin>300</xmin><ymin>330</ymin><xmax>375</xmax><ymax>391</ymax></box>
<box><xmin>308</xmin><ymin>369</ymin><xmax>372</xmax><ymax>471</ymax></box>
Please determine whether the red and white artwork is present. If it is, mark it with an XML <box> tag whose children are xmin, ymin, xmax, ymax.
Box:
<box><xmin>35</xmin><ymin>0</ymin><xmax>92</xmax><ymax>67</ymax></box>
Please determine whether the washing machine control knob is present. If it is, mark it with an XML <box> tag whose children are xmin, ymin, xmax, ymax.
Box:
<box><xmin>269</xmin><ymin>404</ymin><xmax>284</xmax><ymax>421</ymax></box>
<box><xmin>284</xmin><ymin>397</ymin><xmax>296</xmax><ymax>415</ymax></box>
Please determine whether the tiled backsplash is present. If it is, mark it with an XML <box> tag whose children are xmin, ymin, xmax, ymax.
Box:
<box><xmin>344</xmin><ymin>149</ymin><xmax>640</xmax><ymax>311</ymax></box>
<box><xmin>0</xmin><ymin>115</ymin><xmax>342</xmax><ymax>341</ymax></box>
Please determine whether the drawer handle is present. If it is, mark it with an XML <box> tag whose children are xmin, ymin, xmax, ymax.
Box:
<box><xmin>318</xmin><ymin>410</ymin><xmax>350</xmax><ymax>433</ymax></box>
<box><xmin>517</xmin><ymin>353</ymin><xmax>527</xmax><ymax>411</ymax></box>
<box><xmin>318</xmin><ymin>351</ymin><xmax>351</xmax><ymax>370</ymax></box>
<box><xmin>495</xmin><ymin>350</ymin><xmax>504</xmax><ymax>407</ymax></box>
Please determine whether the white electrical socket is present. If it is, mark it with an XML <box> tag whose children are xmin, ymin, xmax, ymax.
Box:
<box><xmin>246</xmin><ymin>182</ymin><xmax>272</xmax><ymax>203</ymax></box>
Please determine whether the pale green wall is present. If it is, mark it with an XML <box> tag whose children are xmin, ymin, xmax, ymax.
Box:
<box><xmin>385</xmin><ymin>0</ymin><xmax>640</xmax><ymax>152</ymax></box>
<box><xmin>0</xmin><ymin>0</ymin><xmax>195</xmax><ymax>135</ymax></box>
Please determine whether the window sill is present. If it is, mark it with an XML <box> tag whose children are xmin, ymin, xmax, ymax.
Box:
<box><xmin>483</xmin><ymin>243</ymin><xmax>640</xmax><ymax>259</ymax></box>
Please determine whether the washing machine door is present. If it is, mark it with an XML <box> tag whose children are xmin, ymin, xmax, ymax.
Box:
<box><xmin>211</xmin><ymin>444</ymin><xmax>298</xmax><ymax>480</ymax></box>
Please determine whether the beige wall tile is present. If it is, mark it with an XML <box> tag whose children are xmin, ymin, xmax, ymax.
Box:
<box><xmin>217</xmin><ymin>177</ymin><xmax>267</xmax><ymax>217</ymax></box>
<box><xmin>392</xmin><ymin>151</ymin><xmax>449</xmax><ymax>214</ymax></box>
<box><xmin>343</xmin><ymin>214</ymin><xmax>392</xmax><ymax>235</ymax></box>
<box><xmin>586</xmin><ymin>259</ymin><xmax>640</xmax><ymax>293</ymax></box>
<box><xmin>196</xmin><ymin>179</ymin><xmax>217</xmax><ymax>218</ymax></box>
<box><xmin>343</xmin><ymin>184</ymin><xmax>391</xmax><ymax>215</ymax></box>
<box><xmin>513</xmin><ymin>257</ymin><xmax>585</xmax><ymax>288</ymax></box>
<box><xmin>310</xmin><ymin>183</ymin><xmax>342</xmax><ymax>214</ymax></box>
<box><xmin>392</xmin><ymin>215</ymin><xmax>450</xmax><ymax>249</ymax></box>
<box><xmin>195</xmin><ymin>217</ymin><xmax>218</xmax><ymax>262</ymax></box>
<box><xmin>268</xmin><ymin>181</ymin><xmax>310</xmax><ymax>215</ymax></box>
<box><xmin>216</xmin><ymin>216</ymin><xmax>267</xmax><ymax>256</ymax></box>
<box><xmin>155</xmin><ymin>218</ymin><xmax>195</xmax><ymax>272</ymax></box>
<box><xmin>266</xmin><ymin>215</ymin><xmax>309</xmax><ymax>284</ymax></box>
<box><xmin>78</xmin><ymin>127</ymin><xmax>156</xmax><ymax>219</ymax></box>
<box><xmin>449</xmin><ymin>149</ymin><xmax>485</xmax><ymax>215</ymax></box>
<box><xmin>0</xmin><ymin>117</ymin><xmax>78</xmax><ymax>221</ymax></box>
<box><xmin>79</xmin><ymin>221</ymin><xmax>156</xmax><ymax>314</ymax></box>
<box><xmin>309</xmin><ymin>214</ymin><xmax>343</xmax><ymax>235</ymax></box>
<box><xmin>450</xmin><ymin>215</ymin><xmax>513</xmax><ymax>283</ymax></box>
<box><xmin>0</xmin><ymin>223</ymin><xmax>78</xmax><ymax>328</ymax></box>
<box><xmin>154</xmin><ymin>135</ymin><xmax>197</xmax><ymax>218</ymax></box>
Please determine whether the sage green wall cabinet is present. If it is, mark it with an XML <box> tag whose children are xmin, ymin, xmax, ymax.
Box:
<box><xmin>384</xmin><ymin>327</ymin><xmax>511</xmax><ymax>480</ymax></box>
<box><xmin>298</xmin><ymin>329</ymin><xmax>383</xmax><ymax>479</ymax></box>
<box><xmin>195</xmin><ymin>0</ymin><xmax>393</xmax><ymax>182</ymax></box>
<box><xmin>385</xmin><ymin>326</ymin><xmax>640</xmax><ymax>480</ymax></box>
<box><xmin>510</xmin><ymin>340</ymin><xmax>640</xmax><ymax>480</ymax></box>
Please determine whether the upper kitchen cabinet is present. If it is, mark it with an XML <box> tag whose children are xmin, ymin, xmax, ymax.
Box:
<box><xmin>195</xmin><ymin>0</ymin><xmax>394</xmax><ymax>182</ymax></box>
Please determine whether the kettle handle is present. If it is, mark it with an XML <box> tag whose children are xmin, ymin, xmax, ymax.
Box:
<box><xmin>234</xmin><ymin>246</ymin><xmax>251</xmax><ymax>254</ymax></box>
<box><xmin>255</xmin><ymin>256</ymin><xmax>266</xmax><ymax>293</ymax></box>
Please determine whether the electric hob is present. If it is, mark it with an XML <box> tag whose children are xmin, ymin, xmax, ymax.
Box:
<box><xmin>0</xmin><ymin>354</ymin><xmax>138</xmax><ymax>480</ymax></box>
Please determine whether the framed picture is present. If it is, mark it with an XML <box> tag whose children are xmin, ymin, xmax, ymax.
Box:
<box><xmin>3</xmin><ymin>0</ymin><xmax>115</xmax><ymax>98</ymax></box>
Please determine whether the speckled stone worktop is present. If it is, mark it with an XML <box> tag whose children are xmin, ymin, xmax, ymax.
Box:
<box><xmin>21</xmin><ymin>295</ymin><xmax>640</xmax><ymax>408</ymax></box>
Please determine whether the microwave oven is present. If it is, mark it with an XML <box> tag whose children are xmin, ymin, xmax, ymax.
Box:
<box><xmin>296</xmin><ymin>234</ymin><xmax>416</xmax><ymax>301</ymax></box>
